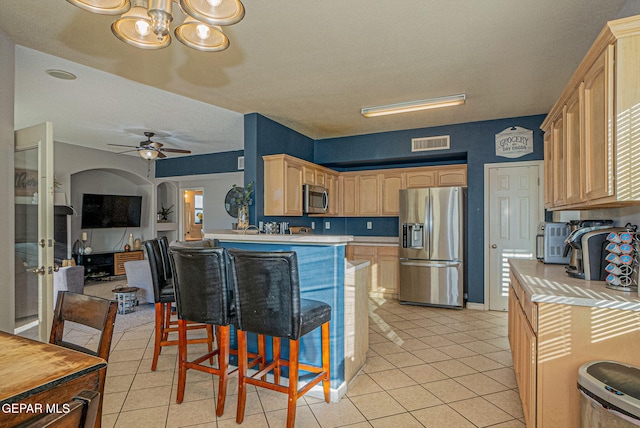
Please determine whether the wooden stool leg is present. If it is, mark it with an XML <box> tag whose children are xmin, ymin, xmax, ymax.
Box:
<box><xmin>322</xmin><ymin>322</ymin><xmax>331</xmax><ymax>402</ymax></box>
<box><xmin>152</xmin><ymin>302</ymin><xmax>164</xmax><ymax>371</ymax></box>
<box><xmin>273</xmin><ymin>336</ymin><xmax>281</xmax><ymax>385</ymax></box>
<box><xmin>286</xmin><ymin>338</ymin><xmax>300</xmax><ymax>428</ymax></box>
<box><xmin>215</xmin><ymin>325</ymin><xmax>230</xmax><ymax>417</ymax></box>
<box><xmin>176</xmin><ymin>319</ymin><xmax>188</xmax><ymax>403</ymax></box>
<box><xmin>207</xmin><ymin>324</ymin><xmax>215</xmax><ymax>365</ymax></box>
<box><xmin>258</xmin><ymin>334</ymin><xmax>267</xmax><ymax>381</ymax></box>
<box><xmin>236</xmin><ymin>329</ymin><xmax>248</xmax><ymax>424</ymax></box>
<box><xmin>163</xmin><ymin>303</ymin><xmax>172</xmax><ymax>339</ymax></box>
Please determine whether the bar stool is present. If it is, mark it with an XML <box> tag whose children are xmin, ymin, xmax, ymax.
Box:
<box><xmin>143</xmin><ymin>239</ymin><xmax>213</xmax><ymax>371</ymax></box>
<box><xmin>228</xmin><ymin>249</ymin><xmax>331</xmax><ymax>428</ymax></box>
<box><xmin>169</xmin><ymin>246</ymin><xmax>234</xmax><ymax>415</ymax></box>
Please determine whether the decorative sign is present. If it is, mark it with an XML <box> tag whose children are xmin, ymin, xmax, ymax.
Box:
<box><xmin>14</xmin><ymin>169</ymin><xmax>38</xmax><ymax>197</ymax></box>
<box><xmin>495</xmin><ymin>126</ymin><xmax>533</xmax><ymax>158</ymax></box>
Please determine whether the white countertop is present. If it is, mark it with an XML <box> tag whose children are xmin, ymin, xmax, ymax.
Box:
<box><xmin>346</xmin><ymin>260</ymin><xmax>370</xmax><ymax>272</ymax></box>
<box><xmin>349</xmin><ymin>236</ymin><xmax>399</xmax><ymax>246</ymax></box>
<box><xmin>204</xmin><ymin>230</ymin><xmax>353</xmax><ymax>245</ymax></box>
<box><xmin>509</xmin><ymin>259</ymin><xmax>640</xmax><ymax>311</ymax></box>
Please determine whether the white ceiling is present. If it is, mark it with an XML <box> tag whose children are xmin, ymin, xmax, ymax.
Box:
<box><xmin>0</xmin><ymin>0</ymin><xmax>634</xmax><ymax>157</ymax></box>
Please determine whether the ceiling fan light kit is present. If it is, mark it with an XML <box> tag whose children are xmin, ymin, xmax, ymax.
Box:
<box><xmin>361</xmin><ymin>94</ymin><xmax>467</xmax><ymax>118</ymax></box>
<box><xmin>67</xmin><ymin>0</ymin><xmax>244</xmax><ymax>52</ymax></box>
<box><xmin>107</xmin><ymin>131</ymin><xmax>192</xmax><ymax>160</ymax></box>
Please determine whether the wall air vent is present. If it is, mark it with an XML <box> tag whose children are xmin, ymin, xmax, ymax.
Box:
<box><xmin>237</xmin><ymin>156</ymin><xmax>245</xmax><ymax>170</ymax></box>
<box><xmin>411</xmin><ymin>135</ymin><xmax>450</xmax><ymax>152</ymax></box>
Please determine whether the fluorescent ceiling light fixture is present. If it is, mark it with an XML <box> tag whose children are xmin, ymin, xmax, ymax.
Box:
<box><xmin>361</xmin><ymin>94</ymin><xmax>466</xmax><ymax>118</ymax></box>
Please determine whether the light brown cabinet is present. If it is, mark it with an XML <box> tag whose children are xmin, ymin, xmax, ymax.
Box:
<box><xmin>357</xmin><ymin>174</ymin><xmax>380</xmax><ymax>216</ymax></box>
<box><xmin>381</xmin><ymin>172</ymin><xmax>405</xmax><ymax>216</ymax></box>
<box><xmin>542</xmin><ymin>16</ymin><xmax>640</xmax><ymax>209</ymax></box>
<box><xmin>346</xmin><ymin>245</ymin><xmax>398</xmax><ymax>298</ymax></box>
<box><xmin>263</xmin><ymin>154</ymin><xmax>338</xmax><ymax>216</ymax></box>
<box><xmin>564</xmin><ymin>87</ymin><xmax>582</xmax><ymax>204</ymax></box>
<box><xmin>113</xmin><ymin>251</ymin><xmax>144</xmax><ymax>276</ymax></box>
<box><xmin>509</xmin><ymin>263</ymin><xmax>640</xmax><ymax>427</ymax></box>
<box><xmin>264</xmin><ymin>154</ymin><xmax>467</xmax><ymax>218</ymax></box>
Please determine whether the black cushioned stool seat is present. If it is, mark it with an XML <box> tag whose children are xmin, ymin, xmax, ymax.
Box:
<box><xmin>229</xmin><ymin>249</ymin><xmax>331</xmax><ymax>428</ymax></box>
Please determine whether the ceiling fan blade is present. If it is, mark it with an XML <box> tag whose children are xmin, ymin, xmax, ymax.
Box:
<box><xmin>161</xmin><ymin>148</ymin><xmax>192</xmax><ymax>154</ymax></box>
<box><xmin>117</xmin><ymin>149</ymin><xmax>138</xmax><ymax>154</ymax></box>
<box><xmin>157</xmin><ymin>152</ymin><xmax>167</xmax><ymax>159</ymax></box>
<box><xmin>108</xmin><ymin>143</ymin><xmax>138</xmax><ymax>148</ymax></box>
<box><xmin>149</xmin><ymin>141</ymin><xmax>163</xmax><ymax>149</ymax></box>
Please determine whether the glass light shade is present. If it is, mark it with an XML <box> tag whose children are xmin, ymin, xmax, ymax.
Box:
<box><xmin>139</xmin><ymin>148</ymin><xmax>159</xmax><ymax>159</ymax></box>
<box><xmin>179</xmin><ymin>0</ymin><xmax>245</xmax><ymax>26</ymax></box>
<box><xmin>112</xmin><ymin>3</ymin><xmax>171</xmax><ymax>49</ymax></box>
<box><xmin>175</xmin><ymin>17</ymin><xmax>229</xmax><ymax>51</ymax></box>
<box><xmin>361</xmin><ymin>94</ymin><xmax>467</xmax><ymax>117</ymax></box>
<box><xmin>66</xmin><ymin>0</ymin><xmax>130</xmax><ymax>15</ymax></box>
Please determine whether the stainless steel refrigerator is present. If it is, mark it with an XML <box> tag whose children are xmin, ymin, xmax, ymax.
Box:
<box><xmin>399</xmin><ymin>187</ymin><xmax>465</xmax><ymax>308</ymax></box>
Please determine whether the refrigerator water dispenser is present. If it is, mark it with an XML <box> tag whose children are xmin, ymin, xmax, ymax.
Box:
<box><xmin>402</xmin><ymin>223</ymin><xmax>424</xmax><ymax>249</ymax></box>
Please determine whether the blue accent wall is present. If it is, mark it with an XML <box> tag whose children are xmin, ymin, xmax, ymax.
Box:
<box><xmin>313</xmin><ymin>114</ymin><xmax>546</xmax><ymax>303</ymax></box>
<box><xmin>244</xmin><ymin>113</ymin><xmax>315</xmax><ymax>224</ymax></box>
<box><xmin>155</xmin><ymin>150</ymin><xmax>245</xmax><ymax>177</ymax></box>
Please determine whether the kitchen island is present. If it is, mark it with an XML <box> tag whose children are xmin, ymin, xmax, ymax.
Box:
<box><xmin>204</xmin><ymin>231</ymin><xmax>359</xmax><ymax>401</ymax></box>
<box><xmin>508</xmin><ymin>259</ymin><xmax>640</xmax><ymax>427</ymax></box>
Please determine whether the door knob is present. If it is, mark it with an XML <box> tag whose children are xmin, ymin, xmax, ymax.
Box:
<box><xmin>491</xmin><ymin>244</ymin><xmax>497</xmax><ymax>249</ymax></box>
<box><xmin>31</xmin><ymin>266</ymin><xmax>46</xmax><ymax>275</ymax></box>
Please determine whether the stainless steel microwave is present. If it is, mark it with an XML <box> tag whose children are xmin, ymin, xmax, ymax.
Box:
<box><xmin>303</xmin><ymin>184</ymin><xmax>328</xmax><ymax>214</ymax></box>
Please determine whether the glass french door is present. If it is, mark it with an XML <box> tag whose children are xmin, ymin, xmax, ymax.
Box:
<box><xmin>14</xmin><ymin>122</ymin><xmax>55</xmax><ymax>341</ymax></box>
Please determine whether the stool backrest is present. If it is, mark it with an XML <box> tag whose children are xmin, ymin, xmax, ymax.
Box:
<box><xmin>158</xmin><ymin>236</ymin><xmax>173</xmax><ymax>280</ymax></box>
<box><xmin>228</xmin><ymin>249</ymin><xmax>301</xmax><ymax>339</ymax></box>
<box><xmin>143</xmin><ymin>238</ymin><xmax>170</xmax><ymax>302</ymax></box>
<box><xmin>169</xmin><ymin>247</ymin><xmax>231</xmax><ymax>326</ymax></box>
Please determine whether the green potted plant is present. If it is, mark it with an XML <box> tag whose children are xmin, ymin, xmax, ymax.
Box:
<box><xmin>157</xmin><ymin>203</ymin><xmax>174</xmax><ymax>222</ymax></box>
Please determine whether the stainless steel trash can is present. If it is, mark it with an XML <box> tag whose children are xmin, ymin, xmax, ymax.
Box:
<box><xmin>578</xmin><ymin>361</ymin><xmax>640</xmax><ymax>427</ymax></box>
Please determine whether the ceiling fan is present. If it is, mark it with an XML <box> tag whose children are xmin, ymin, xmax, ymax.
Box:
<box><xmin>108</xmin><ymin>131</ymin><xmax>192</xmax><ymax>160</ymax></box>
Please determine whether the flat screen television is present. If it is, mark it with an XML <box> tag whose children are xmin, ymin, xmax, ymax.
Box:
<box><xmin>81</xmin><ymin>194</ymin><xmax>142</xmax><ymax>229</ymax></box>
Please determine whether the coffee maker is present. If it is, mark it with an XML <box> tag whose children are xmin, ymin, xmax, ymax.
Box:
<box><xmin>564</xmin><ymin>220</ymin><xmax>614</xmax><ymax>278</ymax></box>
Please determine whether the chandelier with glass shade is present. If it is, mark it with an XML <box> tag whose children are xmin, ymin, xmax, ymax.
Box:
<box><xmin>66</xmin><ymin>0</ymin><xmax>244</xmax><ymax>52</ymax></box>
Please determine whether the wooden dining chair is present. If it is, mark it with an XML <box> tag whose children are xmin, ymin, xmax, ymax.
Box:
<box><xmin>50</xmin><ymin>291</ymin><xmax>117</xmax><ymax>428</ymax></box>
<box><xmin>21</xmin><ymin>390</ymin><xmax>100</xmax><ymax>428</ymax></box>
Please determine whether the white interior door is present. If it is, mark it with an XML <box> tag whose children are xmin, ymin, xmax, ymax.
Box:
<box><xmin>14</xmin><ymin>122</ymin><xmax>55</xmax><ymax>341</ymax></box>
<box><xmin>485</xmin><ymin>162</ymin><xmax>542</xmax><ymax>311</ymax></box>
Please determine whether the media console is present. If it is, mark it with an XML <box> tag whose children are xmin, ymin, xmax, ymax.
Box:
<box><xmin>76</xmin><ymin>250</ymin><xmax>144</xmax><ymax>278</ymax></box>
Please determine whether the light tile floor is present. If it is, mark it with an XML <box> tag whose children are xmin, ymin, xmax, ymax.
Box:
<box><xmin>69</xmin><ymin>296</ymin><xmax>524</xmax><ymax>427</ymax></box>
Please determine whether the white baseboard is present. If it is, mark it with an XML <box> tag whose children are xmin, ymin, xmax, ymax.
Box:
<box><xmin>466</xmin><ymin>302</ymin><xmax>487</xmax><ymax>311</ymax></box>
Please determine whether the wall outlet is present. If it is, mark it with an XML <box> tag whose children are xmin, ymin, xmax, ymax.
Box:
<box><xmin>311</xmin><ymin>222</ymin><xmax>315</xmax><ymax>230</ymax></box>
<box><xmin>325</xmin><ymin>221</ymin><xmax>331</xmax><ymax>230</ymax></box>
<box><xmin>367</xmin><ymin>221</ymin><xmax>372</xmax><ymax>230</ymax></box>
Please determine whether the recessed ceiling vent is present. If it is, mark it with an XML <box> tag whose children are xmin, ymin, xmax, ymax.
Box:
<box><xmin>411</xmin><ymin>135</ymin><xmax>450</xmax><ymax>152</ymax></box>
<box><xmin>237</xmin><ymin>156</ymin><xmax>245</xmax><ymax>170</ymax></box>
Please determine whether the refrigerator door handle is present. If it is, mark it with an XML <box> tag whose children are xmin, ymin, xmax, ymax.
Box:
<box><xmin>425</xmin><ymin>192</ymin><xmax>431</xmax><ymax>257</ymax></box>
<box><xmin>400</xmin><ymin>260</ymin><xmax>461</xmax><ymax>269</ymax></box>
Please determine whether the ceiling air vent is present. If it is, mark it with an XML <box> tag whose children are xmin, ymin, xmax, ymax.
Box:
<box><xmin>237</xmin><ymin>156</ymin><xmax>245</xmax><ymax>170</ymax></box>
<box><xmin>411</xmin><ymin>135</ymin><xmax>450</xmax><ymax>152</ymax></box>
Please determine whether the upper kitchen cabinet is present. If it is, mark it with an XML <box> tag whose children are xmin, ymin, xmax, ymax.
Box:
<box><xmin>405</xmin><ymin>165</ymin><xmax>467</xmax><ymax>189</ymax></box>
<box><xmin>541</xmin><ymin>15</ymin><xmax>640</xmax><ymax>209</ymax></box>
<box><xmin>263</xmin><ymin>154</ymin><xmax>338</xmax><ymax>216</ymax></box>
<box><xmin>381</xmin><ymin>171</ymin><xmax>406</xmax><ymax>216</ymax></box>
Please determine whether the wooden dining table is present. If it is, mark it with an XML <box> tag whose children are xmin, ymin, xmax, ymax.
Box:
<box><xmin>0</xmin><ymin>330</ymin><xmax>106</xmax><ymax>427</ymax></box>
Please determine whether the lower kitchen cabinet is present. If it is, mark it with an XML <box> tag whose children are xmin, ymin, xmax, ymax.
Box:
<box><xmin>346</xmin><ymin>244</ymin><xmax>398</xmax><ymax>298</ymax></box>
<box><xmin>509</xmin><ymin>261</ymin><xmax>640</xmax><ymax>428</ymax></box>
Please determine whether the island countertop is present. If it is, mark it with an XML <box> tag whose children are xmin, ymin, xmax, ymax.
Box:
<box><xmin>509</xmin><ymin>258</ymin><xmax>640</xmax><ymax>311</ymax></box>
<box><xmin>204</xmin><ymin>230</ymin><xmax>353</xmax><ymax>245</ymax></box>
